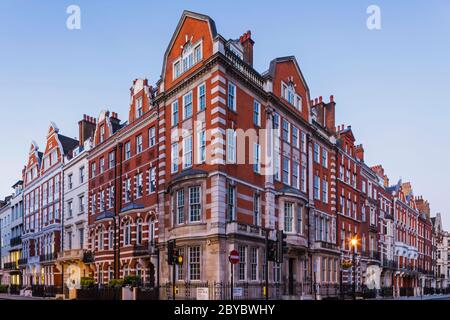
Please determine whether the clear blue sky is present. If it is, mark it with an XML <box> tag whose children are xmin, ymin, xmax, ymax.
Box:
<box><xmin>1</xmin><ymin>1</ymin><xmax>449</xmax><ymax>228</ymax></box>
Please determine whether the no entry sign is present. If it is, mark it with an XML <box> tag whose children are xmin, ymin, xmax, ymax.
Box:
<box><xmin>229</xmin><ymin>250</ymin><xmax>240</xmax><ymax>264</ymax></box>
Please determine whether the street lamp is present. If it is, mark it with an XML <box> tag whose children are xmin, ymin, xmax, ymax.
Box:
<box><xmin>350</xmin><ymin>237</ymin><xmax>358</xmax><ymax>300</ymax></box>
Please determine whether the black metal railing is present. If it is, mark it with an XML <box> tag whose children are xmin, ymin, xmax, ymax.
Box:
<box><xmin>399</xmin><ymin>287</ymin><xmax>415</xmax><ymax>297</ymax></box>
<box><xmin>3</xmin><ymin>262</ymin><xmax>18</xmax><ymax>270</ymax></box>
<box><xmin>10</xmin><ymin>236</ymin><xmax>22</xmax><ymax>247</ymax></box>
<box><xmin>76</xmin><ymin>286</ymin><xmax>122</xmax><ymax>300</ymax></box>
<box><xmin>39</xmin><ymin>252</ymin><xmax>57</xmax><ymax>262</ymax></box>
<box><xmin>18</xmin><ymin>257</ymin><xmax>28</xmax><ymax>265</ymax></box>
<box><xmin>31</xmin><ymin>285</ymin><xmax>63</xmax><ymax>298</ymax></box>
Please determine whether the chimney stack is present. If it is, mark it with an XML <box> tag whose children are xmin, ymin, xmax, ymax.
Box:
<box><xmin>355</xmin><ymin>144</ymin><xmax>364</xmax><ymax>162</ymax></box>
<box><xmin>239</xmin><ymin>30</ymin><xmax>254</xmax><ymax>67</ymax></box>
<box><xmin>78</xmin><ymin>114</ymin><xmax>97</xmax><ymax>146</ymax></box>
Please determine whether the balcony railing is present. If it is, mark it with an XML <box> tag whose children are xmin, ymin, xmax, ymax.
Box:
<box><xmin>10</xmin><ymin>236</ymin><xmax>22</xmax><ymax>247</ymax></box>
<box><xmin>226</xmin><ymin>221</ymin><xmax>265</xmax><ymax>238</ymax></box>
<box><xmin>3</xmin><ymin>262</ymin><xmax>18</xmax><ymax>270</ymax></box>
<box><xmin>224</xmin><ymin>48</ymin><xmax>264</xmax><ymax>89</ymax></box>
<box><xmin>57</xmin><ymin>249</ymin><xmax>84</xmax><ymax>261</ymax></box>
<box><xmin>18</xmin><ymin>257</ymin><xmax>28</xmax><ymax>266</ymax></box>
<box><xmin>39</xmin><ymin>252</ymin><xmax>57</xmax><ymax>263</ymax></box>
<box><xmin>314</xmin><ymin>241</ymin><xmax>339</xmax><ymax>251</ymax></box>
<box><xmin>369</xmin><ymin>251</ymin><xmax>381</xmax><ymax>261</ymax></box>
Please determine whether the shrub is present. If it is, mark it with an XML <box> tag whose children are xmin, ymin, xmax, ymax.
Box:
<box><xmin>0</xmin><ymin>285</ymin><xmax>8</xmax><ymax>293</ymax></box>
<box><xmin>123</xmin><ymin>275</ymin><xmax>141</xmax><ymax>287</ymax></box>
<box><xmin>108</xmin><ymin>279</ymin><xmax>124</xmax><ymax>288</ymax></box>
<box><xmin>80</xmin><ymin>277</ymin><xmax>95</xmax><ymax>288</ymax></box>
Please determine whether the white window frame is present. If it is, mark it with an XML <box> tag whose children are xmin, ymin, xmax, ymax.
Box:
<box><xmin>171</xmin><ymin>142</ymin><xmax>179</xmax><ymax>173</ymax></box>
<box><xmin>198</xmin><ymin>83</ymin><xmax>206</xmax><ymax>112</ymax></box>
<box><xmin>172</xmin><ymin>100</ymin><xmax>179</xmax><ymax>126</ymax></box>
<box><xmin>149</xmin><ymin>127</ymin><xmax>156</xmax><ymax>147</ymax></box>
<box><xmin>253</xmin><ymin>100</ymin><xmax>261</xmax><ymax>127</ymax></box>
<box><xmin>198</xmin><ymin>129</ymin><xmax>206</xmax><ymax>164</ymax></box>
<box><xmin>183</xmin><ymin>91</ymin><xmax>193</xmax><ymax>120</ymax></box>
<box><xmin>227</xmin><ymin>129</ymin><xmax>236</xmax><ymax>164</ymax></box>
<box><xmin>183</xmin><ymin>135</ymin><xmax>193</xmax><ymax>169</ymax></box>
<box><xmin>228</xmin><ymin>82</ymin><xmax>236</xmax><ymax>111</ymax></box>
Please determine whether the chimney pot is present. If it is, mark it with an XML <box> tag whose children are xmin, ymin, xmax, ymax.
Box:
<box><xmin>330</xmin><ymin>95</ymin><xmax>334</xmax><ymax>103</ymax></box>
<box><xmin>319</xmin><ymin>96</ymin><xmax>323</xmax><ymax>104</ymax></box>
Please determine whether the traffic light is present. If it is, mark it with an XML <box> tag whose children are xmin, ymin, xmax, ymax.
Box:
<box><xmin>167</xmin><ymin>240</ymin><xmax>176</xmax><ymax>265</ymax></box>
<box><xmin>276</xmin><ymin>230</ymin><xmax>287</xmax><ymax>263</ymax></box>
<box><xmin>267</xmin><ymin>240</ymin><xmax>277</xmax><ymax>262</ymax></box>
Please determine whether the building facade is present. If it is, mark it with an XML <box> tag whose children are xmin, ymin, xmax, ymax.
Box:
<box><xmin>20</xmin><ymin>123</ymin><xmax>79</xmax><ymax>287</ymax></box>
<box><xmin>0</xmin><ymin>10</ymin><xmax>449</xmax><ymax>300</ymax></box>
<box><xmin>7</xmin><ymin>181</ymin><xmax>24</xmax><ymax>287</ymax></box>
<box><xmin>57</xmin><ymin>115</ymin><xmax>96</xmax><ymax>290</ymax></box>
<box><xmin>0</xmin><ymin>196</ymin><xmax>12</xmax><ymax>285</ymax></box>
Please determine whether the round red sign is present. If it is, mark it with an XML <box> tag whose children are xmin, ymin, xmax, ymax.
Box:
<box><xmin>229</xmin><ymin>250</ymin><xmax>240</xmax><ymax>264</ymax></box>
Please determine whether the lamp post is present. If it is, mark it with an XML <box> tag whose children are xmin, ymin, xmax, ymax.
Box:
<box><xmin>350</xmin><ymin>237</ymin><xmax>358</xmax><ymax>301</ymax></box>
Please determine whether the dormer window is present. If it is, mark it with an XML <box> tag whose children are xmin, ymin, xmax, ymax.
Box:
<box><xmin>282</xmin><ymin>81</ymin><xmax>302</xmax><ymax>111</ymax></box>
<box><xmin>173</xmin><ymin>40</ymin><xmax>203</xmax><ymax>80</ymax></box>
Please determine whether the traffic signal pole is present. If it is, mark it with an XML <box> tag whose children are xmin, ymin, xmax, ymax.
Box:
<box><xmin>172</xmin><ymin>261</ymin><xmax>176</xmax><ymax>301</ymax></box>
<box><xmin>265</xmin><ymin>229</ymin><xmax>269</xmax><ymax>301</ymax></box>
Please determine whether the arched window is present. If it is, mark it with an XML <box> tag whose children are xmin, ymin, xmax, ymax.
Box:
<box><xmin>124</xmin><ymin>221</ymin><xmax>131</xmax><ymax>246</ymax></box>
<box><xmin>173</xmin><ymin>40</ymin><xmax>203</xmax><ymax>79</ymax></box>
<box><xmin>98</xmin><ymin>227</ymin><xmax>104</xmax><ymax>251</ymax></box>
<box><xmin>136</xmin><ymin>263</ymin><xmax>142</xmax><ymax>280</ymax></box>
<box><xmin>108</xmin><ymin>265</ymin><xmax>114</xmax><ymax>281</ymax></box>
<box><xmin>136</xmin><ymin>219</ymin><xmax>143</xmax><ymax>245</ymax></box>
<box><xmin>149</xmin><ymin>220</ymin><xmax>155</xmax><ymax>245</ymax></box>
<box><xmin>108</xmin><ymin>227</ymin><xmax>114</xmax><ymax>250</ymax></box>
<box><xmin>123</xmin><ymin>265</ymin><xmax>130</xmax><ymax>277</ymax></box>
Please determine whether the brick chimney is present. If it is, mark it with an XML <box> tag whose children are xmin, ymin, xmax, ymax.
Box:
<box><xmin>325</xmin><ymin>95</ymin><xmax>336</xmax><ymax>133</ymax></box>
<box><xmin>78</xmin><ymin>114</ymin><xmax>97</xmax><ymax>146</ymax></box>
<box><xmin>240</xmin><ymin>30</ymin><xmax>254</xmax><ymax>67</ymax></box>
<box><xmin>355</xmin><ymin>144</ymin><xmax>364</xmax><ymax>162</ymax></box>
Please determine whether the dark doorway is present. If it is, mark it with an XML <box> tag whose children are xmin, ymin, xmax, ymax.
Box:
<box><xmin>288</xmin><ymin>258</ymin><xmax>295</xmax><ymax>295</ymax></box>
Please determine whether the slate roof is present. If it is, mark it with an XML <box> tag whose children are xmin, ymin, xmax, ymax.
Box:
<box><xmin>58</xmin><ymin>134</ymin><xmax>79</xmax><ymax>155</ymax></box>
<box><xmin>95</xmin><ymin>211</ymin><xmax>115</xmax><ymax>221</ymax></box>
<box><xmin>120</xmin><ymin>202</ymin><xmax>145</xmax><ymax>213</ymax></box>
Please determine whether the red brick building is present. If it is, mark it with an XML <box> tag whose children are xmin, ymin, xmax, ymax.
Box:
<box><xmin>87</xmin><ymin>79</ymin><xmax>159</xmax><ymax>285</ymax></box>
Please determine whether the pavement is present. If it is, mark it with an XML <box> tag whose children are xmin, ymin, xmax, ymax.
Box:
<box><xmin>372</xmin><ymin>294</ymin><xmax>450</xmax><ymax>301</ymax></box>
<box><xmin>0</xmin><ymin>293</ymin><xmax>53</xmax><ymax>300</ymax></box>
